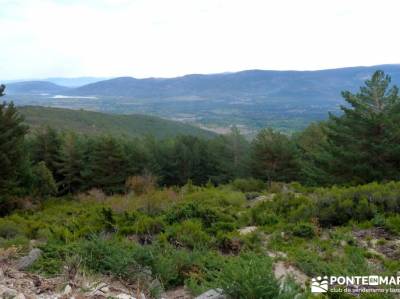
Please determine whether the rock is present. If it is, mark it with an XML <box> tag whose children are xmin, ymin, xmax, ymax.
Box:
<box><xmin>91</xmin><ymin>289</ymin><xmax>108</xmax><ymax>297</ymax></box>
<box><xmin>0</xmin><ymin>286</ymin><xmax>18</xmax><ymax>297</ymax></box>
<box><xmin>254</xmin><ymin>195</ymin><xmax>268</xmax><ymax>201</ymax></box>
<box><xmin>15</xmin><ymin>294</ymin><xmax>26</xmax><ymax>299</ymax></box>
<box><xmin>16</xmin><ymin>248</ymin><xmax>42</xmax><ymax>270</ymax></box>
<box><xmin>116</xmin><ymin>294</ymin><xmax>136</xmax><ymax>299</ymax></box>
<box><xmin>164</xmin><ymin>287</ymin><xmax>191</xmax><ymax>299</ymax></box>
<box><xmin>238</xmin><ymin>226</ymin><xmax>257</xmax><ymax>235</ymax></box>
<box><xmin>195</xmin><ymin>288</ymin><xmax>226</xmax><ymax>299</ymax></box>
<box><xmin>267</xmin><ymin>251</ymin><xmax>288</xmax><ymax>259</ymax></box>
<box><xmin>64</xmin><ymin>284</ymin><xmax>72</xmax><ymax>295</ymax></box>
<box><xmin>273</xmin><ymin>261</ymin><xmax>308</xmax><ymax>287</ymax></box>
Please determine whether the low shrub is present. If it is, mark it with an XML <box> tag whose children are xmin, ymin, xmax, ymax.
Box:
<box><xmin>166</xmin><ymin>220</ymin><xmax>211</xmax><ymax>249</ymax></box>
<box><xmin>0</xmin><ymin>220</ymin><xmax>21</xmax><ymax>239</ymax></box>
<box><xmin>292</xmin><ymin>222</ymin><xmax>316</xmax><ymax>238</ymax></box>
<box><xmin>385</xmin><ymin>215</ymin><xmax>400</xmax><ymax>235</ymax></box>
<box><xmin>232</xmin><ymin>178</ymin><xmax>266</xmax><ymax>192</ymax></box>
<box><xmin>212</xmin><ymin>252</ymin><xmax>302</xmax><ymax>299</ymax></box>
<box><xmin>125</xmin><ymin>174</ymin><xmax>157</xmax><ymax>195</ymax></box>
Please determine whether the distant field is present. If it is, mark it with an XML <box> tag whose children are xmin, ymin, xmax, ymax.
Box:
<box><xmin>19</xmin><ymin>106</ymin><xmax>217</xmax><ymax>139</ymax></box>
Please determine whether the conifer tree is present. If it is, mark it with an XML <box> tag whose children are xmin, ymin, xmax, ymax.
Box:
<box><xmin>32</xmin><ymin>126</ymin><xmax>63</xmax><ymax>181</ymax></box>
<box><xmin>84</xmin><ymin>136</ymin><xmax>129</xmax><ymax>194</ymax></box>
<box><xmin>0</xmin><ymin>99</ymin><xmax>29</xmax><ymax>213</ymax></box>
<box><xmin>57</xmin><ymin>133</ymin><xmax>84</xmax><ymax>194</ymax></box>
<box><xmin>318</xmin><ymin>71</ymin><xmax>400</xmax><ymax>184</ymax></box>
<box><xmin>0</xmin><ymin>84</ymin><xmax>5</xmax><ymax>96</ymax></box>
<box><xmin>32</xmin><ymin>161</ymin><xmax>57</xmax><ymax>197</ymax></box>
<box><xmin>210</xmin><ymin>126</ymin><xmax>250</xmax><ymax>182</ymax></box>
<box><xmin>251</xmin><ymin>128</ymin><xmax>300</xmax><ymax>183</ymax></box>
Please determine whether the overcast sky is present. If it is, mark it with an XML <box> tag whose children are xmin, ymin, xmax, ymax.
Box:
<box><xmin>1</xmin><ymin>0</ymin><xmax>400</xmax><ymax>80</ymax></box>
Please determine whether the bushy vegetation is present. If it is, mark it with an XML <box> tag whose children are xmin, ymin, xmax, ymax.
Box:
<box><xmin>1</xmin><ymin>182</ymin><xmax>399</xmax><ymax>298</ymax></box>
<box><xmin>2</xmin><ymin>71</ymin><xmax>400</xmax><ymax>298</ymax></box>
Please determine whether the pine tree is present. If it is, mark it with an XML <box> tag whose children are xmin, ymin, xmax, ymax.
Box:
<box><xmin>32</xmin><ymin>161</ymin><xmax>57</xmax><ymax>197</ymax></box>
<box><xmin>57</xmin><ymin>133</ymin><xmax>84</xmax><ymax>194</ymax></box>
<box><xmin>32</xmin><ymin>126</ymin><xmax>63</xmax><ymax>181</ymax></box>
<box><xmin>251</xmin><ymin>128</ymin><xmax>300</xmax><ymax>183</ymax></box>
<box><xmin>210</xmin><ymin>126</ymin><xmax>250</xmax><ymax>182</ymax></box>
<box><xmin>84</xmin><ymin>136</ymin><xmax>129</xmax><ymax>194</ymax></box>
<box><xmin>0</xmin><ymin>100</ymin><xmax>29</xmax><ymax>214</ymax></box>
<box><xmin>318</xmin><ymin>71</ymin><xmax>400</xmax><ymax>184</ymax></box>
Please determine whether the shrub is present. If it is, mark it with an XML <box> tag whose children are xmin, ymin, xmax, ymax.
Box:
<box><xmin>215</xmin><ymin>231</ymin><xmax>242</xmax><ymax>254</ymax></box>
<box><xmin>372</xmin><ymin>214</ymin><xmax>386</xmax><ymax>227</ymax></box>
<box><xmin>250</xmin><ymin>208</ymin><xmax>279</xmax><ymax>226</ymax></box>
<box><xmin>232</xmin><ymin>178</ymin><xmax>265</xmax><ymax>192</ymax></box>
<box><xmin>292</xmin><ymin>222</ymin><xmax>316</xmax><ymax>238</ymax></box>
<box><xmin>0</xmin><ymin>220</ymin><xmax>21</xmax><ymax>239</ymax></box>
<box><xmin>315</xmin><ymin>182</ymin><xmax>400</xmax><ymax>226</ymax></box>
<box><xmin>212</xmin><ymin>252</ymin><xmax>301</xmax><ymax>299</ymax></box>
<box><xmin>385</xmin><ymin>215</ymin><xmax>400</xmax><ymax>235</ymax></box>
<box><xmin>165</xmin><ymin>202</ymin><xmax>221</xmax><ymax>227</ymax></box>
<box><xmin>167</xmin><ymin>220</ymin><xmax>211</xmax><ymax>249</ymax></box>
<box><xmin>152</xmin><ymin>247</ymin><xmax>224</xmax><ymax>289</ymax></box>
<box><xmin>78</xmin><ymin>237</ymin><xmax>149</xmax><ymax>283</ymax></box>
<box><xmin>125</xmin><ymin>174</ymin><xmax>157</xmax><ymax>195</ymax></box>
<box><xmin>135</xmin><ymin>188</ymin><xmax>178</xmax><ymax>215</ymax></box>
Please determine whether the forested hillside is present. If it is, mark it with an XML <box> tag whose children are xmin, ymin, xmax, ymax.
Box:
<box><xmin>1</xmin><ymin>71</ymin><xmax>400</xmax><ymax>298</ymax></box>
<box><xmin>19</xmin><ymin>106</ymin><xmax>216</xmax><ymax>139</ymax></box>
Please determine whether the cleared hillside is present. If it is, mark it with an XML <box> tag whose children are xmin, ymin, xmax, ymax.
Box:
<box><xmin>19</xmin><ymin>106</ymin><xmax>217</xmax><ymax>139</ymax></box>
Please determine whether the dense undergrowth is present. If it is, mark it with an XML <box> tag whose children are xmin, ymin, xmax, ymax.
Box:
<box><xmin>1</xmin><ymin>180</ymin><xmax>400</xmax><ymax>298</ymax></box>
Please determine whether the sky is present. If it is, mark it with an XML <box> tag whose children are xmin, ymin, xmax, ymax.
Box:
<box><xmin>1</xmin><ymin>0</ymin><xmax>400</xmax><ymax>80</ymax></box>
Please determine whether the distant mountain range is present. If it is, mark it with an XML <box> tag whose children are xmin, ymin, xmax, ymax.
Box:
<box><xmin>4</xmin><ymin>64</ymin><xmax>400</xmax><ymax>134</ymax></box>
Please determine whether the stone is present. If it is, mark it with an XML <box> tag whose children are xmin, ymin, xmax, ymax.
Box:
<box><xmin>16</xmin><ymin>248</ymin><xmax>42</xmax><ymax>270</ymax></box>
<box><xmin>273</xmin><ymin>261</ymin><xmax>308</xmax><ymax>287</ymax></box>
<box><xmin>15</xmin><ymin>294</ymin><xmax>26</xmax><ymax>299</ymax></box>
<box><xmin>64</xmin><ymin>284</ymin><xmax>72</xmax><ymax>295</ymax></box>
<box><xmin>0</xmin><ymin>286</ymin><xmax>18</xmax><ymax>298</ymax></box>
<box><xmin>116</xmin><ymin>294</ymin><xmax>136</xmax><ymax>299</ymax></box>
<box><xmin>195</xmin><ymin>288</ymin><xmax>226</xmax><ymax>299</ymax></box>
<box><xmin>238</xmin><ymin>226</ymin><xmax>257</xmax><ymax>235</ymax></box>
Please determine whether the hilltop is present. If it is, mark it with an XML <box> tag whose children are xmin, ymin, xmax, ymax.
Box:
<box><xmin>19</xmin><ymin>106</ymin><xmax>216</xmax><ymax>139</ymax></box>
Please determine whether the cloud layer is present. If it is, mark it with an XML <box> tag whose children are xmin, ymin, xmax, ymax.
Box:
<box><xmin>1</xmin><ymin>0</ymin><xmax>400</xmax><ymax>79</ymax></box>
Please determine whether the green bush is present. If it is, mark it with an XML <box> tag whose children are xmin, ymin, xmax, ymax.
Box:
<box><xmin>250</xmin><ymin>208</ymin><xmax>279</xmax><ymax>226</ymax></box>
<box><xmin>385</xmin><ymin>215</ymin><xmax>400</xmax><ymax>235</ymax></box>
<box><xmin>292</xmin><ymin>222</ymin><xmax>316</xmax><ymax>238</ymax></box>
<box><xmin>212</xmin><ymin>252</ymin><xmax>301</xmax><ymax>299</ymax></box>
<box><xmin>165</xmin><ymin>201</ymin><xmax>221</xmax><ymax>227</ymax></box>
<box><xmin>152</xmin><ymin>246</ymin><xmax>224</xmax><ymax>289</ymax></box>
<box><xmin>232</xmin><ymin>178</ymin><xmax>266</xmax><ymax>192</ymax></box>
<box><xmin>167</xmin><ymin>220</ymin><xmax>211</xmax><ymax>249</ymax></box>
<box><xmin>0</xmin><ymin>220</ymin><xmax>21</xmax><ymax>239</ymax></box>
<box><xmin>78</xmin><ymin>237</ymin><xmax>149</xmax><ymax>283</ymax></box>
<box><xmin>315</xmin><ymin>182</ymin><xmax>400</xmax><ymax>226</ymax></box>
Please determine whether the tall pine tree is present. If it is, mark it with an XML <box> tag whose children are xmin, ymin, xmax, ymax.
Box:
<box><xmin>0</xmin><ymin>98</ymin><xmax>29</xmax><ymax>214</ymax></box>
<box><xmin>317</xmin><ymin>71</ymin><xmax>400</xmax><ymax>184</ymax></box>
<box><xmin>31</xmin><ymin>126</ymin><xmax>63</xmax><ymax>181</ymax></box>
<box><xmin>57</xmin><ymin>133</ymin><xmax>84</xmax><ymax>194</ymax></box>
<box><xmin>251</xmin><ymin>128</ymin><xmax>300</xmax><ymax>183</ymax></box>
<box><xmin>84</xmin><ymin>136</ymin><xmax>129</xmax><ymax>194</ymax></box>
